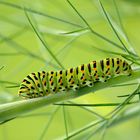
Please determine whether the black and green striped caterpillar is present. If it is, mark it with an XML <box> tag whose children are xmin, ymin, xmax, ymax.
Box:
<box><xmin>18</xmin><ymin>58</ymin><xmax>132</xmax><ymax>98</ymax></box>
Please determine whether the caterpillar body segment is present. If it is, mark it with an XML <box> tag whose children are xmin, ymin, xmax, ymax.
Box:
<box><xmin>18</xmin><ymin>58</ymin><xmax>132</xmax><ymax>98</ymax></box>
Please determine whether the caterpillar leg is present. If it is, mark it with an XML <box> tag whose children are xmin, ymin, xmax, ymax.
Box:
<box><xmin>86</xmin><ymin>80</ymin><xmax>94</xmax><ymax>87</ymax></box>
<box><xmin>72</xmin><ymin>84</ymin><xmax>80</xmax><ymax>91</ymax></box>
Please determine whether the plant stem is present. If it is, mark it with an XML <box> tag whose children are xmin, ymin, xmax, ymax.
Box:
<box><xmin>108</xmin><ymin>103</ymin><xmax>140</xmax><ymax>128</ymax></box>
<box><xmin>0</xmin><ymin>70</ymin><xmax>140</xmax><ymax>123</ymax></box>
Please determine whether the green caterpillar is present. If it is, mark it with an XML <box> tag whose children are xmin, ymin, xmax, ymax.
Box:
<box><xmin>18</xmin><ymin>58</ymin><xmax>132</xmax><ymax>98</ymax></box>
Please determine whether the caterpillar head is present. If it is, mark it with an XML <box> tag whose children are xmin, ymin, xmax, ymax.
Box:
<box><xmin>18</xmin><ymin>73</ymin><xmax>42</xmax><ymax>98</ymax></box>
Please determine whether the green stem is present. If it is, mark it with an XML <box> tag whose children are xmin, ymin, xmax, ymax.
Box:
<box><xmin>0</xmin><ymin>70</ymin><xmax>140</xmax><ymax>123</ymax></box>
<box><xmin>108</xmin><ymin>103</ymin><xmax>140</xmax><ymax>127</ymax></box>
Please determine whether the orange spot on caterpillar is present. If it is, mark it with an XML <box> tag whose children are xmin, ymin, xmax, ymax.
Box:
<box><xmin>50</xmin><ymin>80</ymin><xmax>54</xmax><ymax>86</ymax></box>
<box><xmin>95</xmin><ymin>76</ymin><xmax>98</xmax><ymax>79</ymax></box>
<box><xmin>71</xmin><ymin>80</ymin><xmax>74</xmax><ymax>84</ymax></box>
<box><xmin>44</xmin><ymin>81</ymin><xmax>46</xmax><ymax>86</ymax></box>
<box><xmin>107</xmin><ymin>65</ymin><xmax>110</xmax><ymax>68</ymax></box>
<box><xmin>82</xmin><ymin>77</ymin><xmax>86</xmax><ymax>81</ymax></box>
<box><xmin>59</xmin><ymin>79</ymin><xmax>63</xmax><ymax>84</ymax></box>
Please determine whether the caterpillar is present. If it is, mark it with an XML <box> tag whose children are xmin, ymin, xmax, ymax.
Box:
<box><xmin>18</xmin><ymin>58</ymin><xmax>132</xmax><ymax>98</ymax></box>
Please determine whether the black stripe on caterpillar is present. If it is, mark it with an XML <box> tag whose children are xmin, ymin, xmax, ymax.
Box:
<box><xmin>18</xmin><ymin>58</ymin><xmax>132</xmax><ymax>98</ymax></box>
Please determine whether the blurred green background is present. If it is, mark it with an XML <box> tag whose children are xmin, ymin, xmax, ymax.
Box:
<box><xmin>0</xmin><ymin>0</ymin><xmax>140</xmax><ymax>140</ymax></box>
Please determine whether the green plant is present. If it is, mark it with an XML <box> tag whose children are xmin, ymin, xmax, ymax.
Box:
<box><xmin>0</xmin><ymin>0</ymin><xmax>140</xmax><ymax>140</ymax></box>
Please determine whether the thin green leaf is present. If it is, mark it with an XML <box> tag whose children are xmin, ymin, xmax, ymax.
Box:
<box><xmin>46</xmin><ymin>35</ymin><xmax>80</xmax><ymax>67</ymax></box>
<box><xmin>67</xmin><ymin>101</ymin><xmax>105</xmax><ymax>119</ymax></box>
<box><xmin>84</xmin><ymin>121</ymin><xmax>108</xmax><ymax>140</ymax></box>
<box><xmin>0</xmin><ymin>15</ymin><xmax>27</xmax><ymax>28</ymax></box>
<box><xmin>39</xmin><ymin>107</ymin><xmax>60</xmax><ymax>140</ymax></box>
<box><xmin>60</xmin><ymin>27</ymin><xmax>89</xmax><ymax>36</ymax></box>
<box><xmin>0</xmin><ymin>0</ymin><xmax>82</xmax><ymax>28</ymax></box>
<box><xmin>0</xmin><ymin>117</ymin><xmax>16</xmax><ymax>125</ymax></box>
<box><xmin>54</xmin><ymin>101</ymin><xmax>138</xmax><ymax>107</ymax></box>
<box><xmin>0</xmin><ymin>27</ymin><xmax>27</xmax><ymax>44</ymax></box>
<box><xmin>19</xmin><ymin>112</ymin><xmax>51</xmax><ymax>118</ymax></box>
<box><xmin>121</xmin><ymin>55</ymin><xmax>140</xmax><ymax>65</ymax></box>
<box><xmin>0</xmin><ymin>34</ymin><xmax>45</xmax><ymax>62</ymax></box>
<box><xmin>82</xmin><ymin>121</ymin><xmax>107</xmax><ymax>140</ymax></box>
<box><xmin>0</xmin><ymin>80</ymin><xmax>20</xmax><ymax>87</ymax></box>
<box><xmin>112</xmin><ymin>0</ymin><xmax>126</xmax><ymax>37</ymax></box>
<box><xmin>0</xmin><ymin>66</ymin><xmax>4</xmax><ymax>71</ymax></box>
<box><xmin>112</xmin><ymin>0</ymin><xmax>137</xmax><ymax>56</ymax></box>
<box><xmin>108</xmin><ymin>103</ymin><xmax>140</xmax><ymax>127</ymax></box>
<box><xmin>63</xmin><ymin>119</ymin><xmax>105</xmax><ymax>139</ymax></box>
<box><xmin>107</xmin><ymin>84</ymin><xmax>140</xmax><ymax>118</ymax></box>
<box><xmin>5</xmin><ymin>85</ymin><xmax>20</xmax><ymax>88</ymax></box>
<box><xmin>67</xmin><ymin>0</ymin><xmax>124</xmax><ymax>51</ymax></box>
<box><xmin>24</xmin><ymin>9</ymin><xmax>65</xmax><ymax>69</ymax></box>
<box><xmin>117</xmin><ymin>92</ymin><xmax>140</xmax><ymax>98</ymax></box>
<box><xmin>112</xmin><ymin>82</ymin><xmax>139</xmax><ymax>87</ymax></box>
<box><xmin>0</xmin><ymin>53</ymin><xmax>22</xmax><ymax>56</ymax></box>
<box><xmin>0</xmin><ymin>33</ymin><xmax>60</xmax><ymax>69</ymax></box>
<box><xmin>98</xmin><ymin>0</ymin><xmax>129</xmax><ymax>54</ymax></box>
<box><xmin>62</xmin><ymin>104</ymin><xmax>69</xmax><ymax>139</ymax></box>
<box><xmin>91</xmin><ymin>45</ymin><xmax>140</xmax><ymax>65</ymax></box>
